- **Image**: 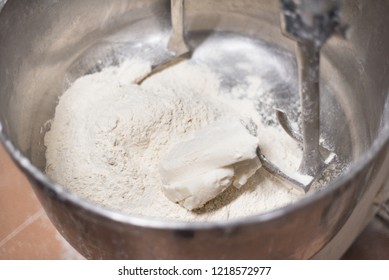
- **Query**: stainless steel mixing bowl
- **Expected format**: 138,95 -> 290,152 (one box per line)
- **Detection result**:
0,0 -> 388,259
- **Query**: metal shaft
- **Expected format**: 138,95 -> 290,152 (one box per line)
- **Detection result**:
167,0 -> 189,56
279,0 -> 341,177
136,0 -> 190,84
296,41 -> 324,176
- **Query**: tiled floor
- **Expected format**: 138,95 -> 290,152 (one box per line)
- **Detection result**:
0,143 -> 387,259
0,144 -> 82,259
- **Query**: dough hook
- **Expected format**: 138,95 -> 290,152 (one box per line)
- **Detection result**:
257,0 -> 343,192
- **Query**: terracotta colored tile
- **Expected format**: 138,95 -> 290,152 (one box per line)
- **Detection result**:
0,145 -> 41,240
0,144 -> 83,259
0,211 -> 63,260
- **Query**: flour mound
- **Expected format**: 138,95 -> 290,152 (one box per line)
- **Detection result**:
45,59 -> 304,222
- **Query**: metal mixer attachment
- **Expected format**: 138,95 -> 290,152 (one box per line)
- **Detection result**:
257,0 -> 342,192
139,0 -> 343,193
137,0 -> 190,84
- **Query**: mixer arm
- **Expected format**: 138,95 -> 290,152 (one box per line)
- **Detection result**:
279,0 -> 341,47
277,0 -> 343,178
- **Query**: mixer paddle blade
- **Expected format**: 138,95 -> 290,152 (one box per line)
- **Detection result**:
137,0 -> 190,84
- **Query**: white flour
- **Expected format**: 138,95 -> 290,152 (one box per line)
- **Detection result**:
45,59 -> 306,222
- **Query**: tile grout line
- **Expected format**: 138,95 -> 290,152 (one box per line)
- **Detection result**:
0,209 -> 44,248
